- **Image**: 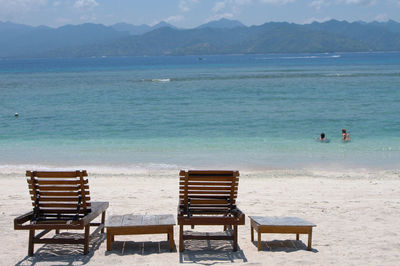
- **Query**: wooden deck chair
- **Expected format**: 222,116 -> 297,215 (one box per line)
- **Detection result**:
14,170 -> 109,256
177,170 -> 245,251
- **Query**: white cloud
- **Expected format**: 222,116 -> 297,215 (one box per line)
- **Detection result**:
73,0 -> 98,9
236,0 -> 253,4
207,0 -> 255,22
375,13 -> 389,21
208,0 -> 295,21
165,15 -> 185,23
213,1 -> 227,12
304,16 -> 332,24
336,0 -> 376,5
391,0 -> 400,7
79,13 -> 97,22
0,0 -> 48,12
0,0 -> 48,20
179,0 -> 199,12
311,0 -> 377,10
208,12 -> 235,21
309,0 -> 326,10
259,0 -> 295,4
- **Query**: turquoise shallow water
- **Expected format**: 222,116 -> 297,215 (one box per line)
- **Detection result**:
0,53 -> 399,170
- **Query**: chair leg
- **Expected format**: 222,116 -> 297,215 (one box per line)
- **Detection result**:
84,225 -> 90,254
28,229 -> 35,256
179,225 -> 184,252
233,225 -> 238,252
101,211 -> 106,234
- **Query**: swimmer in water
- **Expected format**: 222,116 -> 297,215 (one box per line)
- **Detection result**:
317,132 -> 330,142
342,129 -> 350,141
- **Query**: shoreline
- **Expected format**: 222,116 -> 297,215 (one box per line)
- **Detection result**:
1,164 -> 399,180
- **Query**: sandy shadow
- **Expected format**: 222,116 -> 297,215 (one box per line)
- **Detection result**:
105,240 -> 176,255
179,235 -> 247,264
252,239 -> 319,253
15,232 -> 105,266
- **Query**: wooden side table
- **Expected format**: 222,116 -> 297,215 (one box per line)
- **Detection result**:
105,214 -> 175,251
249,216 -> 316,251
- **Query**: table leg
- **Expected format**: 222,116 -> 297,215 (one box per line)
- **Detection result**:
296,234 -> 299,241
307,230 -> 312,251
101,211 -> 106,234
169,227 -> 174,251
251,226 -> 254,242
257,231 -> 261,251
107,231 -> 112,251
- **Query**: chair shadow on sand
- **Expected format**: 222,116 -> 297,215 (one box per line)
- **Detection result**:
15,232 -> 105,266
252,239 -> 319,253
179,236 -> 248,264
105,240 -> 176,256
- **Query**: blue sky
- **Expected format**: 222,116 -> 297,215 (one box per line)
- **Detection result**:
1,0 -> 400,28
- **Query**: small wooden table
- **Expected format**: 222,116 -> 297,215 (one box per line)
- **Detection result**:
249,216 -> 316,251
105,214 -> 175,251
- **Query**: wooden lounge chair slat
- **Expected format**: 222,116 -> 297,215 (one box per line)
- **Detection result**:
35,203 -> 82,208
182,191 -> 236,195
30,191 -> 89,196
179,181 -> 237,186
180,186 -> 235,191
38,209 -> 90,214
28,185 -> 88,191
32,196 -> 91,202
187,199 -> 228,205
181,202 -> 232,206
179,198 -> 235,203
180,170 -> 239,175
188,207 -> 230,211
28,180 -> 88,185
180,176 -> 239,182
26,171 -> 88,178
179,195 -> 234,199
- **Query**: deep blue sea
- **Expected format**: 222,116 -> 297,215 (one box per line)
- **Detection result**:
1,52 -> 399,171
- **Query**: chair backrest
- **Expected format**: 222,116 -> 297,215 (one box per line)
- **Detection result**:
26,170 -> 91,222
179,170 -> 239,215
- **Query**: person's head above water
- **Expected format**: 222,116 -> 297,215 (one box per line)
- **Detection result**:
342,129 -> 347,134
321,133 -> 325,139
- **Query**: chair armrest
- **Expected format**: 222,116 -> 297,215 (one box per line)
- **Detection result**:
81,201 -> 109,225
177,204 -> 185,216
14,211 -> 34,229
232,207 -> 245,224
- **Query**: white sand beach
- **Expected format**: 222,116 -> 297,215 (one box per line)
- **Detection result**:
3,169 -> 400,265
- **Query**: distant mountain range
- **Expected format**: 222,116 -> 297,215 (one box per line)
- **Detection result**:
1,18 -> 400,58
111,21 -> 177,35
